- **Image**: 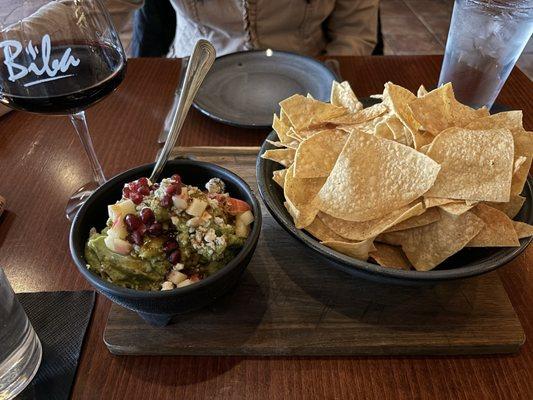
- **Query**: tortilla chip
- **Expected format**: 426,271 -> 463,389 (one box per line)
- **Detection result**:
261,148 -> 296,167
513,130 -> 533,156
369,243 -> 412,270
423,197 -> 457,208
511,157 -> 532,197
272,114 -> 292,143
417,85 -> 428,98
327,103 -> 388,125
284,165 -> 325,228
487,195 -> 526,219
266,139 -> 298,150
465,111 -> 523,132
272,169 -> 287,187
331,81 -> 363,113
318,202 -> 424,241
384,207 -> 441,232
386,115 -> 416,147
438,201 -> 475,216
409,83 -> 488,135
286,127 -> 303,142
425,127 -> 514,202
512,221 -> 533,239
321,238 -> 376,261
383,82 -> 430,149
293,129 -> 347,178
317,129 -> 440,222
466,113 -> 531,195
345,114 -> 391,136
374,120 -> 395,140
467,204 -> 519,247
304,216 -> 345,242
514,156 -> 528,174
378,210 -> 485,271
279,94 -> 346,130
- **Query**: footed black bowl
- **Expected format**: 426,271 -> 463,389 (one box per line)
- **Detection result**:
70,160 -> 262,326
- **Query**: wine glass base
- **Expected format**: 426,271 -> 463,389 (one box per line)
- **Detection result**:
65,181 -> 100,221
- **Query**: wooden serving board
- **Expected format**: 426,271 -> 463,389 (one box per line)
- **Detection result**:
104,147 -> 525,356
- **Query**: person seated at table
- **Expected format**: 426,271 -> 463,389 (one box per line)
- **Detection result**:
111,0 -> 380,58
0,0 -> 379,118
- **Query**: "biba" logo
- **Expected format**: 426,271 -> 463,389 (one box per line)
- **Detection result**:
0,34 -> 80,87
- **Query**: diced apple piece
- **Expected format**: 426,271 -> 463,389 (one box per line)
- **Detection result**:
108,199 -> 136,220
161,281 -> 174,291
168,270 -> 187,285
171,216 -> 180,227
235,220 -> 250,238
172,195 -> 187,210
104,235 -> 116,251
186,198 -> 208,217
108,216 -> 128,240
113,238 -> 132,255
177,279 -> 193,288
236,210 -> 254,226
104,236 -> 132,255
200,210 -> 212,221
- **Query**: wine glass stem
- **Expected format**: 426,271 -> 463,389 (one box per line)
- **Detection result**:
69,111 -> 106,186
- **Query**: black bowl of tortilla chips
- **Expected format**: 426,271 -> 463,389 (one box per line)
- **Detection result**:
256,83 -> 533,286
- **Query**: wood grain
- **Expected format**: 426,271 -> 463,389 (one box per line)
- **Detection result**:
0,57 -> 532,399
105,148 -> 524,357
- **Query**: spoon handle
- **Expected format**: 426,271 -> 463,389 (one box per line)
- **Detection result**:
150,40 -> 216,182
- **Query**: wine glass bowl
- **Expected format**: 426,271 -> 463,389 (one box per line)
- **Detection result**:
0,0 -> 127,219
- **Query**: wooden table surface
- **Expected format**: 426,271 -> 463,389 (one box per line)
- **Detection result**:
0,57 -> 532,400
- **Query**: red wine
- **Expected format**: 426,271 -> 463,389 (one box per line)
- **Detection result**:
0,44 -> 126,115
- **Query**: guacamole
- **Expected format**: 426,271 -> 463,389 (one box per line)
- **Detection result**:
85,175 -> 254,291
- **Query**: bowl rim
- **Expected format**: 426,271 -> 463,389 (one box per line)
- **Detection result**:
69,159 -> 262,298
256,129 -> 533,282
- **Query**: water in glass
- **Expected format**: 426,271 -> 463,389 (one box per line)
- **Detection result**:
439,0 -> 533,109
0,268 -> 42,400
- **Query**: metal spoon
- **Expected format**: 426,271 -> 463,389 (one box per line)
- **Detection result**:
150,40 -> 216,182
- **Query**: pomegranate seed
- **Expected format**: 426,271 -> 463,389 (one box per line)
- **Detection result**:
130,230 -> 143,245
137,224 -> 147,235
129,181 -> 141,191
160,195 -> 172,208
147,222 -> 163,236
163,240 -> 179,254
130,192 -> 143,205
122,186 -> 132,198
171,174 -> 182,186
137,186 -> 151,196
124,214 -> 141,231
168,249 -> 181,264
138,177 -> 149,186
140,208 -> 155,225
165,184 -> 179,195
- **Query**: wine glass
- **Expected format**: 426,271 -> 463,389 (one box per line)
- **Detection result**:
0,0 -> 127,220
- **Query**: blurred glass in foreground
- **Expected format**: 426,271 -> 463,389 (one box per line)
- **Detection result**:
439,0 -> 533,109
0,268 -> 41,400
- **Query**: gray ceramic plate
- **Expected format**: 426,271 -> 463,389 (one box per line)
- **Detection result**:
256,101 -> 533,285
193,50 -> 336,128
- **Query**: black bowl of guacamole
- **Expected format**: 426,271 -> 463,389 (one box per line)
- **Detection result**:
69,160 -> 262,326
